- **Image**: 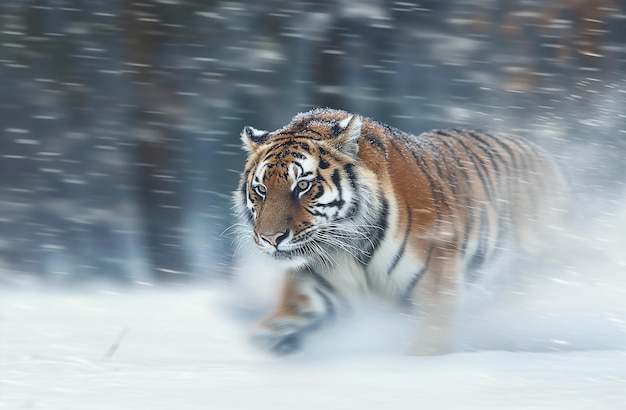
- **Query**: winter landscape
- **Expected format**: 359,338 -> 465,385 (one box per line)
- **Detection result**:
2,1 -> 626,409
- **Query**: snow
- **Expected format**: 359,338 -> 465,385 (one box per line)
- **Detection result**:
3,194 -> 626,410
4,269 -> 626,410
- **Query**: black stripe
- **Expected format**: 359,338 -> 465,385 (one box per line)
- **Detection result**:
466,207 -> 489,280
311,185 -> 325,200
359,196 -> 388,266
466,131 -> 517,210
291,161 -> 304,177
468,131 -> 518,183
431,139 -> 461,198
389,137 -> 449,220
316,169 -> 345,208
243,186 -> 256,225
342,163 -> 359,219
401,242 -> 435,304
451,137 -> 497,202
436,138 -> 475,256
408,136 -> 453,213
316,199 -> 345,208
343,163 -> 356,189
318,146 -> 330,156
304,208 -> 328,218
504,134 -> 541,160
297,128 -> 324,138
498,135 -> 541,220
387,203 -> 412,276
436,130 -> 495,199
465,131 -> 516,244
425,139 -> 453,199
365,134 -> 388,155
436,137 -> 473,198
466,131 -> 506,173
318,145 -> 349,165
307,268 -> 335,293
286,151 -> 307,160
241,170 -> 256,225
478,131 -> 520,171
264,138 -> 313,157
471,133 -> 518,250
276,129 -> 324,139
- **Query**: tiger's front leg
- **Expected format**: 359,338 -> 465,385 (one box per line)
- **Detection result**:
410,246 -> 462,356
251,268 -> 338,355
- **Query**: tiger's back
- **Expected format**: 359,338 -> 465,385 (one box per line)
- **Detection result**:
235,108 -> 566,355
359,123 -> 563,284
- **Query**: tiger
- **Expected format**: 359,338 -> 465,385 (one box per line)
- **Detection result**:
233,107 -> 566,356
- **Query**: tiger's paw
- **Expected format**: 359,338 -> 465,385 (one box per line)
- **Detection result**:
251,315 -> 310,355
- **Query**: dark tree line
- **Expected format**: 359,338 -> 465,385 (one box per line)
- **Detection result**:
0,0 -> 624,285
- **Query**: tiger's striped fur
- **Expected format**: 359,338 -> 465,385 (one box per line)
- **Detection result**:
234,108 -> 566,355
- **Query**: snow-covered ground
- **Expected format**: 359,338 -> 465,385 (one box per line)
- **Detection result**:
4,267 -> 626,410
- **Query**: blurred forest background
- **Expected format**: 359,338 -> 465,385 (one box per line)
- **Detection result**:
0,0 -> 624,286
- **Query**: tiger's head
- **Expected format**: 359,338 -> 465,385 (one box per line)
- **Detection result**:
234,109 -> 377,266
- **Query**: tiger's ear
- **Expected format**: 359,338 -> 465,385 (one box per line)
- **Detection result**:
334,115 -> 362,156
241,126 -> 270,153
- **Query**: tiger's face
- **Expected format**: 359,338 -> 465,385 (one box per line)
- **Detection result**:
236,113 -> 365,265
246,148 -> 343,261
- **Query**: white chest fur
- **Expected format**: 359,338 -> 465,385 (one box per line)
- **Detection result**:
313,228 -> 426,304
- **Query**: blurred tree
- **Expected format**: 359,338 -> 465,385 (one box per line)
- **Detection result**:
122,0 -> 190,282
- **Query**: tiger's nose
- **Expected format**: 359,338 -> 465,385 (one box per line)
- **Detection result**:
259,230 -> 290,247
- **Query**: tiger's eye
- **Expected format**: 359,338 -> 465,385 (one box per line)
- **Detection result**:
297,180 -> 311,191
255,185 -> 266,196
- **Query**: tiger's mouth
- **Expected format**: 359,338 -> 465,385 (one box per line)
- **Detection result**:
262,245 -> 313,269
271,249 -> 300,260
260,237 -> 315,262
263,241 -> 308,259
266,240 -> 339,267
